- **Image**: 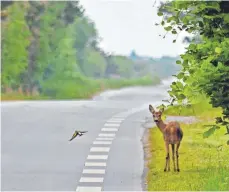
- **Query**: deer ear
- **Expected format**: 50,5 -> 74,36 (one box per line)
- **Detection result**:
159,108 -> 164,113
149,104 -> 155,114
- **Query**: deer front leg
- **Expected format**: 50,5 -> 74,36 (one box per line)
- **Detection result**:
164,142 -> 170,172
176,142 -> 180,172
171,144 -> 176,172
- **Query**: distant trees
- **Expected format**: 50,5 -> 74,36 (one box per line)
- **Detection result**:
1,1 -> 178,98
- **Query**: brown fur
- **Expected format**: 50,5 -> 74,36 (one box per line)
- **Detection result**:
149,104 -> 183,172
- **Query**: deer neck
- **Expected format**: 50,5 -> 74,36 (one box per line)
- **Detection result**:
155,120 -> 166,133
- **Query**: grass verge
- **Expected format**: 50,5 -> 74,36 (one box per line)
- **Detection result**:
146,102 -> 229,191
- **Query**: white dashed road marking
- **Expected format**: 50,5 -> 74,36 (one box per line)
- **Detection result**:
104,123 -> 120,127
76,105 -> 149,191
96,137 -> 113,141
106,120 -> 122,123
98,133 -> 115,137
79,177 -> 104,183
84,162 -> 107,167
93,141 -> 112,145
90,147 -> 110,152
76,186 -> 102,192
82,169 -> 106,174
87,155 -> 108,160
101,128 -> 118,132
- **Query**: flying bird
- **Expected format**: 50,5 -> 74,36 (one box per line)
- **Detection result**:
69,130 -> 88,141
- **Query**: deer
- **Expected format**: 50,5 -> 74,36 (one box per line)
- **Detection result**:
148,104 -> 183,172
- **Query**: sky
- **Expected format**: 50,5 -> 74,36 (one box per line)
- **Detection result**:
79,0 -> 188,58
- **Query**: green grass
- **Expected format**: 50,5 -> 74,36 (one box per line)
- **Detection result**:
0,94 -> 50,101
164,99 -> 222,121
1,76 -> 160,100
146,102 -> 229,191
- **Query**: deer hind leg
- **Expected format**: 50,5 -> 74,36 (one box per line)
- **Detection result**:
164,142 -> 170,172
176,142 -> 181,172
171,144 -> 176,172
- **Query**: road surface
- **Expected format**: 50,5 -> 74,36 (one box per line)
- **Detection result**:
1,78 -> 172,191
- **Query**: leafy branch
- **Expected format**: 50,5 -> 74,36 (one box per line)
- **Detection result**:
156,0 -> 229,144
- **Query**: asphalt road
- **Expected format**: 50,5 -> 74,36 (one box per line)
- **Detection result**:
1,78 -> 172,191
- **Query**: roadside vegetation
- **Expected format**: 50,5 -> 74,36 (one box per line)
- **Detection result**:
146,1 -> 229,191
1,1 -> 179,101
146,100 -> 229,191
1,76 -> 160,100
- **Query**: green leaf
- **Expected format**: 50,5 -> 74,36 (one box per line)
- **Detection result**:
165,26 -> 172,31
215,47 -> 222,54
172,30 -> 177,34
183,75 -> 188,81
177,72 -> 184,79
173,40 -> 176,43
157,12 -> 163,16
161,21 -> 165,26
167,16 -> 176,23
227,140 -> 229,145
168,90 -> 174,97
203,127 -> 216,138
178,94 -> 186,100
189,69 -> 195,74
176,60 -> 181,64
176,81 -> 183,89
189,44 -> 196,50
224,14 -> 229,24
183,60 -> 188,66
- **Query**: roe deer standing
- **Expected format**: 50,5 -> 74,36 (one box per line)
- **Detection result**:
149,104 -> 183,172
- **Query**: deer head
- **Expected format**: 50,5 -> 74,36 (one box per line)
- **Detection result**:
149,104 -> 164,123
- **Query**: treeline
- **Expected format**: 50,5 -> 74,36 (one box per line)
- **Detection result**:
1,1 -> 177,99
157,1 -> 229,143
129,50 -> 181,79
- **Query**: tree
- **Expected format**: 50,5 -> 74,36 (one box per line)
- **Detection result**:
1,2 -> 31,91
24,1 -> 46,93
36,1 -> 80,96
83,48 -> 107,78
157,1 -> 229,144
73,16 -> 98,74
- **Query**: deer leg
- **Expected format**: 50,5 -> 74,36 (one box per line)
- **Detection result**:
176,142 -> 180,172
168,153 -> 171,172
164,142 -> 170,172
171,144 -> 176,172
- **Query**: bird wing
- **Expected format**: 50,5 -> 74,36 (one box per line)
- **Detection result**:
80,131 -> 88,133
69,131 -> 78,141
